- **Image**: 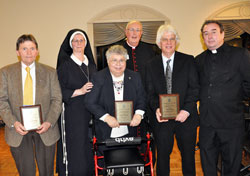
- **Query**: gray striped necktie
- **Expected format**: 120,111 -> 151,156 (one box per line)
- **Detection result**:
166,59 -> 172,94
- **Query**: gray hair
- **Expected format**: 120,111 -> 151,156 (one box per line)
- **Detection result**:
156,24 -> 180,48
106,45 -> 129,61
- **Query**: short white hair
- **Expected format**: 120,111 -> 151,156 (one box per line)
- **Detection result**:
106,45 -> 129,61
156,24 -> 180,48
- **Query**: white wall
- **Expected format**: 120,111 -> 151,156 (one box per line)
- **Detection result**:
0,0 -> 243,68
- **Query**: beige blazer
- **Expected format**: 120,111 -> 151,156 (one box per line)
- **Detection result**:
0,62 -> 62,147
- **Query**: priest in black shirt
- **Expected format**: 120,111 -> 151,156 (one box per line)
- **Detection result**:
196,20 -> 250,175
120,20 -> 156,168
121,20 -> 155,87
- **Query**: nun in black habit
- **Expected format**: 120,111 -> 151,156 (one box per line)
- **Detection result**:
56,29 -> 96,176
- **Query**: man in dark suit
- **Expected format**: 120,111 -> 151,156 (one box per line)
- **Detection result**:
146,24 -> 199,176
0,34 -> 62,176
196,20 -> 250,175
85,44 -> 146,141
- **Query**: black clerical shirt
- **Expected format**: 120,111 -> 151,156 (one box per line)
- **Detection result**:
196,43 -> 250,128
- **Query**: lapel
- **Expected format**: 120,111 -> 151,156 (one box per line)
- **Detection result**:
14,62 -> 23,106
35,62 -> 43,104
172,52 -> 183,91
105,68 -> 115,106
172,52 -> 183,78
154,55 -> 167,92
123,70 -> 132,101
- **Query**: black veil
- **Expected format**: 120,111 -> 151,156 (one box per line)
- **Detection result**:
56,29 -> 96,69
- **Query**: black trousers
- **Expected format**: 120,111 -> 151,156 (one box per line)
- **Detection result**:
10,131 -> 56,176
154,120 -> 197,176
199,126 -> 244,176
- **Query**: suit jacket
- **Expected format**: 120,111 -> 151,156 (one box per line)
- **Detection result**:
195,43 -> 250,128
0,62 -> 62,147
146,52 -> 199,128
85,68 -> 146,141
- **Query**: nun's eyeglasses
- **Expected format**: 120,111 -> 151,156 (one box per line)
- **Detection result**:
72,39 -> 85,44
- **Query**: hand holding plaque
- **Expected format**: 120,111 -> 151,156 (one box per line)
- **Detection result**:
159,94 -> 180,120
115,101 -> 133,125
20,104 -> 43,131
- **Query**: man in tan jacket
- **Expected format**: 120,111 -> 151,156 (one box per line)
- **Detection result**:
0,34 -> 62,176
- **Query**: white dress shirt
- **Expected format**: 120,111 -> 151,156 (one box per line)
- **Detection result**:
162,52 -> 175,75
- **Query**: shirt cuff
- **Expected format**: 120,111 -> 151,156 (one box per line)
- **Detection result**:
135,110 -> 145,119
100,113 -> 109,122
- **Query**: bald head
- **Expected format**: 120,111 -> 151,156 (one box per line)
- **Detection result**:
125,20 -> 143,47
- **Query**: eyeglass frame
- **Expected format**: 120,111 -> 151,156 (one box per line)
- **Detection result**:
72,39 -> 85,44
109,58 -> 127,65
127,28 -> 142,33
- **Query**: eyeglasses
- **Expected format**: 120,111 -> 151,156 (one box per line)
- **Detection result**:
72,39 -> 85,44
161,38 -> 176,43
110,59 -> 126,64
127,28 -> 142,33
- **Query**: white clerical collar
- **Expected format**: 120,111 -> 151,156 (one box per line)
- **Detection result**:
111,73 -> 124,81
211,49 -> 217,54
126,40 -> 137,49
71,54 -> 89,66
21,61 -> 35,69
